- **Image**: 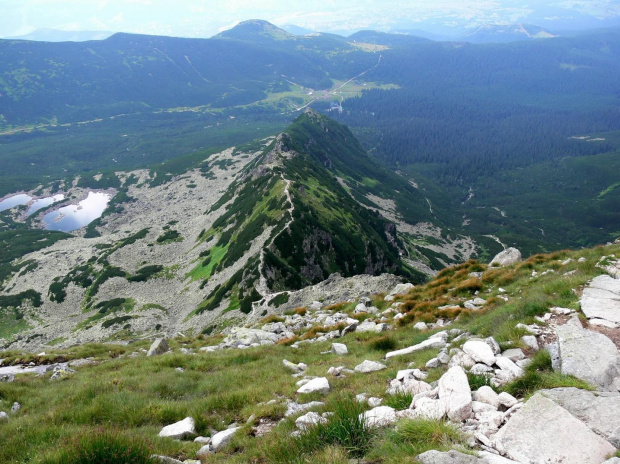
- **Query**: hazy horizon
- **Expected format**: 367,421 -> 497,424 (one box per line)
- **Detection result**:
2,0 -> 620,40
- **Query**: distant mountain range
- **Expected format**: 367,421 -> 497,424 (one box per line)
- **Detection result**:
4,29 -> 114,42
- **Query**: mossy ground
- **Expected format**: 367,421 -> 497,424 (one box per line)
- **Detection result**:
0,241 -> 617,463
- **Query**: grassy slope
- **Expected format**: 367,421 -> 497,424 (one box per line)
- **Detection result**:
1,240 -> 617,463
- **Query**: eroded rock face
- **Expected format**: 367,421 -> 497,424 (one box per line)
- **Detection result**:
494,393 -> 616,464
489,248 -> 522,267
555,316 -> 620,391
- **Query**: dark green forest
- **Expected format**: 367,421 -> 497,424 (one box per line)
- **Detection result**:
1,21 -> 619,255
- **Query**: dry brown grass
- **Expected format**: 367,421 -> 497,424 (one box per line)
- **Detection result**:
300,323 -> 347,340
325,302 -> 348,312
453,278 -> 483,295
260,314 -> 285,324
275,335 -> 299,346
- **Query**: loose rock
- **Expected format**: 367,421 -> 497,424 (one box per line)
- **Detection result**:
211,427 -> 241,452
297,377 -> 330,394
158,417 -> 196,440
354,360 -> 387,373
147,338 -> 169,357
331,343 -> 348,355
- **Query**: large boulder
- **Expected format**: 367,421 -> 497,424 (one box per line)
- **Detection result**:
462,340 -> 496,366
541,387 -> 620,447
389,283 -> 415,296
158,417 -> 196,440
489,248 -> 522,267
580,275 -> 620,327
494,393 -> 616,463
211,427 -> 241,452
359,406 -> 397,428
354,360 -> 387,373
437,366 -> 472,422
147,338 -> 169,357
297,377 -> 330,394
473,386 -> 500,409
555,316 -> 620,391
331,343 -> 348,355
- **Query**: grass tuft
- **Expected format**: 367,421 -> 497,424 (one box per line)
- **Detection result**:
299,395 -> 373,458
368,335 -> 397,351
367,418 -> 469,460
44,429 -> 155,464
503,350 -> 594,398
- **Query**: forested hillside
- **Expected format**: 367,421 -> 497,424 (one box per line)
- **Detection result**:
1,21 -> 619,256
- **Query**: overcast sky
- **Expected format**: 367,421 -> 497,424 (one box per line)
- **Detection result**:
1,0 -> 619,38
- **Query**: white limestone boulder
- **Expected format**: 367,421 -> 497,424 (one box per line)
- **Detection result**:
541,387 -> 620,447
211,427 -> 241,452
158,417 -> 196,440
490,247 -> 522,267
359,406 -> 397,428
354,360 -> 387,373
473,386 -> 500,409
437,366 -> 472,422
296,377 -> 330,394
555,316 -> 620,391
494,393 -> 616,463
580,275 -> 620,327
463,340 -> 496,366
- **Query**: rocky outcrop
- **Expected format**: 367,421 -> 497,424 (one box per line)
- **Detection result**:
540,387 -> 620,447
580,275 -> 620,328
489,248 -> 522,267
494,393 -> 616,463
555,316 -> 620,391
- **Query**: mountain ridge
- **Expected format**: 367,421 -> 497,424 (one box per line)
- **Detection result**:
0,112 -> 476,351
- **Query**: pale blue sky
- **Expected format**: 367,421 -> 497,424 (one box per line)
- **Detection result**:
1,0 -> 618,38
